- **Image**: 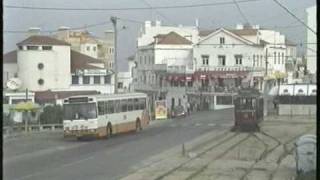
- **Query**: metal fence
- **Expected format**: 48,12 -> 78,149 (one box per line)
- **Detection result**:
3,124 -> 63,135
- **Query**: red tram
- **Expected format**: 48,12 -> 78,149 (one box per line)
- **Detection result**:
232,88 -> 264,131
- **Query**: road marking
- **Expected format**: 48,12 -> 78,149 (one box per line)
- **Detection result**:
208,123 -> 216,126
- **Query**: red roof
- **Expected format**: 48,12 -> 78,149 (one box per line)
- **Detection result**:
3,50 -> 17,63
35,90 -> 100,104
70,50 -> 104,73
152,32 -> 192,45
17,35 -> 70,46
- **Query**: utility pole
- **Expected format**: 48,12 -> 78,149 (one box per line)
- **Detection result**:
265,48 -> 268,76
111,16 -> 118,94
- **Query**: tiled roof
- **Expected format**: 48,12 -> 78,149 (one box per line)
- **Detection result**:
3,50 -> 17,63
199,29 -> 217,37
35,90 -> 100,104
70,50 -> 104,73
153,32 -> 192,45
260,40 -> 269,45
17,35 -> 70,46
227,29 -> 258,36
285,39 -> 296,46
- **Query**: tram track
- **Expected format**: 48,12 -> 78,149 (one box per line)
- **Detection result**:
154,131 -> 246,180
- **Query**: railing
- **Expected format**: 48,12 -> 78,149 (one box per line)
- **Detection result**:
3,124 -> 63,135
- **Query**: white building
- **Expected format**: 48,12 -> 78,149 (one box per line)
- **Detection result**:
306,5 -> 317,82
135,29 -> 194,114
3,35 -> 115,102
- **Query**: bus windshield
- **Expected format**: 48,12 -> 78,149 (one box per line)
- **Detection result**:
63,103 -> 97,120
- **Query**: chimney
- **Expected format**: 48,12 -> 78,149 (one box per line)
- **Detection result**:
104,30 -> 114,43
155,20 -> 161,27
195,18 -> 199,28
28,27 -> 41,36
57,26 -> 70,40
145,21 -> 152,28
236,24 -> 243,29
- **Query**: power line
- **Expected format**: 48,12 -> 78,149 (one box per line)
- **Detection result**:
232,0 -> 251,25
4,0 -> 261,11
272,0 -> 316,35
140,0 -> 176,25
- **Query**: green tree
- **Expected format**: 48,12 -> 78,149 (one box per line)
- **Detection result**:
39,105 -> 63,124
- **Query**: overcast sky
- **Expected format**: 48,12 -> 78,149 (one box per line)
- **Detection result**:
3,0 -> 316,71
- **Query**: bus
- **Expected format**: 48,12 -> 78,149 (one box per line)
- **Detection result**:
62,93 -> 150,139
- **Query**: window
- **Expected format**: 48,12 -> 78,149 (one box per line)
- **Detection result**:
216,96 -> 233,105
139,98 -> 146,110
260,57 -> 263,67
38,63 -> 44,70
87,46 -> 90,51
114,100 -> 120,113
106,101 -> 115,114
27,46 -> 39,50
140,56 -> 142,65
134,98 -> 140,110
282,52 -> 284,64
144,56 -> 147,64
257,55 -> 259,66
38,79 -> 44,85
278,52 -> 280,64
42,46 -> 52,50
104,75 -> 111,84
220,37 -> 225,45
118,82 -> 123,89
201,55 -> 209,65
120,99 -> 128,112
235,55 -> 242,65
19,46 -> 23,50
72,75 -> 79,84
128,99 -> 134,111
93,76 -> 101,84
187,81 -> 193,87
83,76 -> 90,84
274,52 -> 277,64
93,46 -> 96,51
98,101 -> 105,115
218,55 -> 226,66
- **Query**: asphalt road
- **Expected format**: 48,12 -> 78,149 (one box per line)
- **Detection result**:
3,108 -> 234,180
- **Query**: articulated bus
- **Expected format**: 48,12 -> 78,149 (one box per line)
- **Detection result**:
63,93 -> 150,139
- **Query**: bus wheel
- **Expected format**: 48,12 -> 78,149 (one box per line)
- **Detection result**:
107,124 -> 112,138
136,119 -> 142,132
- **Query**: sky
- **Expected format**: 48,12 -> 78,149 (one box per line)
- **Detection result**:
3,0 -> 316,71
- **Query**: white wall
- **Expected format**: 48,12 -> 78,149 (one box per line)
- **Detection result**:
80,43 -> 98,59
138,21 -> 199,46
306,5 -> 317,75
17,45 -> 71,91
3,63 -> 18,88
194,30 -> 264,69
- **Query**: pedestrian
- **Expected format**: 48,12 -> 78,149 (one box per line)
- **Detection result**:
186,102 -> 190,115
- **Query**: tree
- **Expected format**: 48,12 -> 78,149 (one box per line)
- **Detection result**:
39,105 -> 63,124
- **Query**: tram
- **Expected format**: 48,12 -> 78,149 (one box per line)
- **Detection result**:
232,88 -> 264,131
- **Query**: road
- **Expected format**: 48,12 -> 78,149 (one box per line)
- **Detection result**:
3,109 -> 234,180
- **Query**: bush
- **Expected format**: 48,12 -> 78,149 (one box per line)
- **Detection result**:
39,105 -> 63,124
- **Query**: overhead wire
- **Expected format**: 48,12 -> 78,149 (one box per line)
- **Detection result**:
232,0 -> 251,25
4,0 -> 262,11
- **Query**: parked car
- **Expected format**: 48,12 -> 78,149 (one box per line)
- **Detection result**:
171,105 -> 186,118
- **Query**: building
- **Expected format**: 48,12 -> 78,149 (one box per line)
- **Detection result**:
135,29 -> 194,115
55,27 -> 115,69
3,35 -> 115,103
306,5 -> 317,82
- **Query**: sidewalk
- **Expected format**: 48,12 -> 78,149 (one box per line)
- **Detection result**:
120,115 -> 316,180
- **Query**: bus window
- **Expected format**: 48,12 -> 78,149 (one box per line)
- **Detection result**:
106,100 -> 115,114
114,100 -> 120,113
98,101 -> 105,115
63,103 -> 97,120
139,98 -> 146,110
134,98 -> 140,110
121,99 -> 128,112
103,101 -> 108,114
128,99 -> 133,111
